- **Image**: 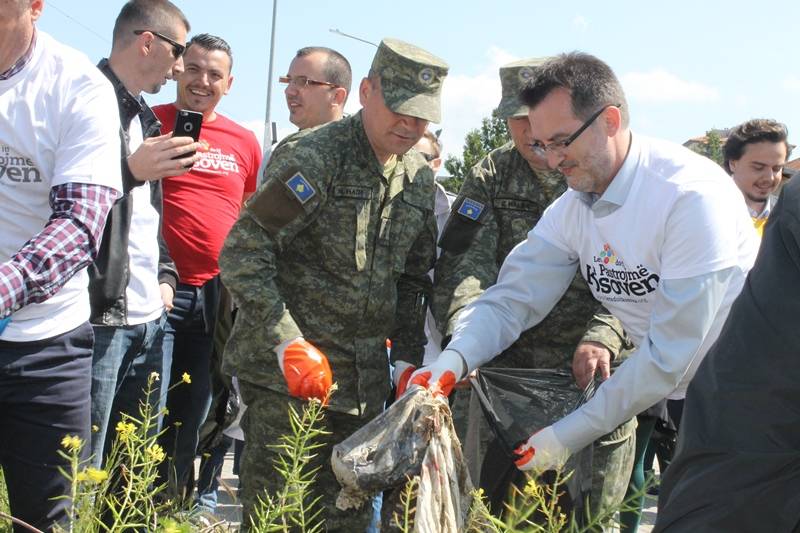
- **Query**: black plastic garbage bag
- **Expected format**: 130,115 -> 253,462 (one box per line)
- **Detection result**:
470,367 -> 595,517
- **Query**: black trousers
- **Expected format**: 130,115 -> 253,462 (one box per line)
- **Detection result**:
0,322 -> 93,532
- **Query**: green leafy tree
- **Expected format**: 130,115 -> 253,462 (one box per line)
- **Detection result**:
705,130 -> 724,166
687,129 -> 726,167
441,111 -> 510,193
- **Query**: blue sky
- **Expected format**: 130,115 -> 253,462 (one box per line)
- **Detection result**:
39,0 -> 800,164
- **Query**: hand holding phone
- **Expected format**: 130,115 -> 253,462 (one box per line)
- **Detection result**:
172,109 -> 203,159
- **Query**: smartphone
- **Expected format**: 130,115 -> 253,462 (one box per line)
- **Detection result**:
172,109 -> 203,160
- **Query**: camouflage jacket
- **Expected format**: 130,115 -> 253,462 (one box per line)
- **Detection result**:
434,141 -> 628,369
219,111 -> 437,417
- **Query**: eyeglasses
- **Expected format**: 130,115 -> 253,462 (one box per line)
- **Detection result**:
418,152 -> 438,162
530,104 -> 621,157
279,75 -> 338,89
134,30 -> 186,59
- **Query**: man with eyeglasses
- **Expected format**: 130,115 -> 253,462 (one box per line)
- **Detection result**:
150,33 -> 262,507
0,0 -> 122,529
219,38 -> 448,530
410,52 -> 758,476
89,0 -> 198,469
282,46 -> 351,131
429,57 -> 634,518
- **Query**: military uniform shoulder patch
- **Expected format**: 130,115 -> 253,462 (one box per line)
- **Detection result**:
285,172 -> 316,204
457,197 -> 485,221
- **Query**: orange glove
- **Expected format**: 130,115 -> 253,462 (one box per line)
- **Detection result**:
276,338 -> 333,403
393,361 -> 416,399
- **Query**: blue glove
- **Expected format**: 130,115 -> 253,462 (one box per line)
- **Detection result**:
0,316 -> 11,335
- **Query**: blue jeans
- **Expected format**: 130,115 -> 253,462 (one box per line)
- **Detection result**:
90,314 -> 167,467
195,435 -> 233,512
158,281 -> 216,500
0,322 -> 93,532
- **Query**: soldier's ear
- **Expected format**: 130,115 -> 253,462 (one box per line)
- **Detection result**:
359,77 -> 372,107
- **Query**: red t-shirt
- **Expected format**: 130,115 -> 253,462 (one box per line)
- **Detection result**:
153,104 -> 261,286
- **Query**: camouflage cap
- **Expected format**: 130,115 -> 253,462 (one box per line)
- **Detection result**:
370,38 -> 449,123
496,58 -> 547,120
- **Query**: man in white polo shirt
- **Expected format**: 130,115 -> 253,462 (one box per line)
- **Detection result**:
409,51 -> 758,475
0,0 -> 122,529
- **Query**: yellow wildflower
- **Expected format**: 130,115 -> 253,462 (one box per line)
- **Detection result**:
147,444 -> 166,463
61,435 -> 82,452
149,371 -> 160,383
91,424 -> 99,433
77,467 -> 109,484
181,372 -> 191,384
115,421 -> 136,438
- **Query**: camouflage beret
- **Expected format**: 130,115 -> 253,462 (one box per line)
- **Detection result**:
370,38 -> 449,123
496,58 -> 547,120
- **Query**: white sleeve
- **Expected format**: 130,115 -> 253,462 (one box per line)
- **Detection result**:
447,231 -> 579,371
54,75 -> 122,192
552,267 -> 737,452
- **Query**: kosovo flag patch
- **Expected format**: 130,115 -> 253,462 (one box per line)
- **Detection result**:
458,197 -> 485,221
285,172 -> 316,204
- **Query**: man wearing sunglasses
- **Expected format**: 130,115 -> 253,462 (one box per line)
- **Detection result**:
282,46 -> 351,131
411,52 -> 758,476
220,38 -> 448,530
89,0 -> 198,470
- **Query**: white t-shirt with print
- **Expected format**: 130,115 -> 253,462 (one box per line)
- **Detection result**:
0,31 -> 122,340
534,135 -> 757,394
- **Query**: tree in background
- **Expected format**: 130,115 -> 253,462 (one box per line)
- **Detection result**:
685,128 -> 726,167
441,111 -> 510,193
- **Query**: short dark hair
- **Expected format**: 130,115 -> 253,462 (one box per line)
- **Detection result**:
723,119 -> 790,174
296,46 -> 352,100
186,33 -> 234,72
520,51 -> 630,128
112,0 -> 189,49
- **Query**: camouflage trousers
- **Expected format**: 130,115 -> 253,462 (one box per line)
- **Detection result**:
452,387 -> 636,518
238,383 -> 373,532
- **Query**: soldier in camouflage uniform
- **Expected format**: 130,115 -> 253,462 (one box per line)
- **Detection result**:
218,38 -> 448,531
433,58 -> 636,518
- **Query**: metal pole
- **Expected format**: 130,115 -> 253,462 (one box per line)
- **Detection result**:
263,0 -> 278,149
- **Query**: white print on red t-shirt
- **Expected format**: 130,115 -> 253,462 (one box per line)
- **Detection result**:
193,145 -> 240,175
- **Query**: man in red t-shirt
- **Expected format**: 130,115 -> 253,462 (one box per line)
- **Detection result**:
151,33 -> 260,503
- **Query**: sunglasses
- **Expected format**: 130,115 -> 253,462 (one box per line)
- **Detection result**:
134,30 -> 186,59
279,75 -> 338,89
419,152 -> 438,162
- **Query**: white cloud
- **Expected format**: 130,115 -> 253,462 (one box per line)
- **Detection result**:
621,69 -> 718,103
438,46 -> 518,164
783,77 -> 800,91
572,15 -> 589,32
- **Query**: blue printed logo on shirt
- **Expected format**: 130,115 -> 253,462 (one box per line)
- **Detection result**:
286,173 -> 316,204
458,197 -> 484,221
